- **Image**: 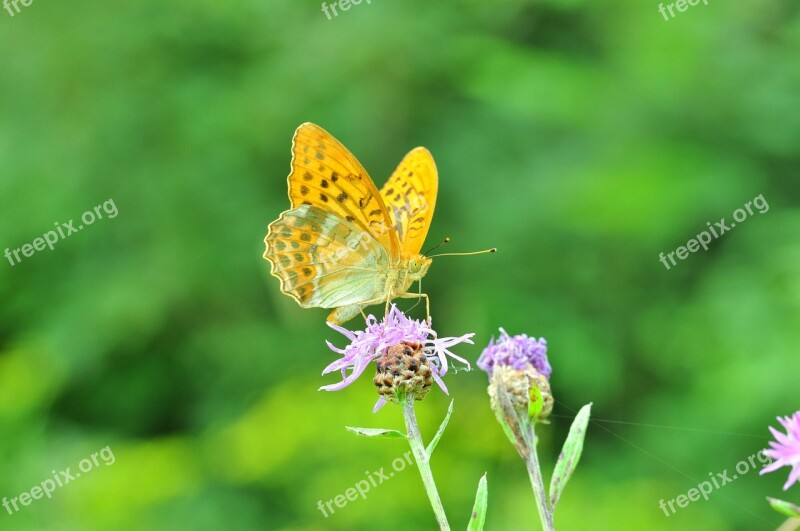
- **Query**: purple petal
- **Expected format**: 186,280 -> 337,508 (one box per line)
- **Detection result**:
327,320 -> 357,341
770,426 -> 792,446
761,460 -> 786,474
372,397 -> 388,413
784,465 -> 800,489
325,340 -> 347,355
318,380 -> 351,392
432,371 -> 449,394
318,304 -> 474,410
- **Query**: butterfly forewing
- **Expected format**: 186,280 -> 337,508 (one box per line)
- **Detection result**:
379,147 -> 438,258
264,205 -> 390,308
289,123 -> 400,259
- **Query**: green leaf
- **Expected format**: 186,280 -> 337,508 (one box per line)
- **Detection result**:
345,427 -> 407,439
491,373 -> 532,449
549,403 -> 592,510
425,400 -> 454,457
767,497 -> 800,518
528,383 -> 543,421
467,473 -> 488,531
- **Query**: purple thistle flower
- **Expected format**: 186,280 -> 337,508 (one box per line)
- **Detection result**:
761,411 -> 800,490
477,328 -> 551,379
321,305 -> 475,411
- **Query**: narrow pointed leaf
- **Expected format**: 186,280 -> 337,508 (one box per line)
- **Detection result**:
492,372 -> 533,449
426,400 -> 454,456
492,398 -> 521,448
549,403 -> 592,510
768,497 -> 800,518
345,426 -> 407,439
467,473 -> 488,531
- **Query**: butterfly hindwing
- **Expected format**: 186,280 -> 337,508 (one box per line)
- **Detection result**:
288,123 -> 400,259
264,205 -> 390,309
379,147 -> 438,258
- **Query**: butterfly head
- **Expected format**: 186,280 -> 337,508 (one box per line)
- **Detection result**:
407,254 -> 433,281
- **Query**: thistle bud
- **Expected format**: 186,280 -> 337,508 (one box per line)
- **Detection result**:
374,341 -> 433,403
479,329 -> 553,425
488,365 -> 553,423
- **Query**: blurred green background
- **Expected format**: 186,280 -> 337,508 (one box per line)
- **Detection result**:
1,0 -> 799,529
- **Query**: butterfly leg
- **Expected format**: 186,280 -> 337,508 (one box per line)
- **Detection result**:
395,292 -> 431,323
384,288 -> 399,318
405,280 -> 423,313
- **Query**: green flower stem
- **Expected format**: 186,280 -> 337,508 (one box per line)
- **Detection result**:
778,518 -> 800,531
402,396 -> 451,530
524,427 -> 555,531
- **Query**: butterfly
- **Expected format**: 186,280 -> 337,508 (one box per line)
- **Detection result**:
263,122 -> 446,325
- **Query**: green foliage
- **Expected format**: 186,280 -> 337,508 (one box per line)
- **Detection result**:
426,400 -> 454,457
467,473 -> 488,531
549,403 -> 591,511
767,497 -> 800,518
345,427 -> 407,440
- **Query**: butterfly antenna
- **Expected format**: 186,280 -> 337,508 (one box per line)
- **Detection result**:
429,248 -> 497,258
423,237 -> 451,256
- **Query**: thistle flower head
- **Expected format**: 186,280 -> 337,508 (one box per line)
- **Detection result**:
374,341 -> 433,403
760,411 -> 800,490
477,328 -> 551,379
321,305 -> 475,411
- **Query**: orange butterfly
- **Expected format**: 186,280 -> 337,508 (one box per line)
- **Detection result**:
263,123 -> 456,324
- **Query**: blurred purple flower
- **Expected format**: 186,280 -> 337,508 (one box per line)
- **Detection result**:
477,328 -> 551,379
761,411 -> 800,490
320,305 -> 474,411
